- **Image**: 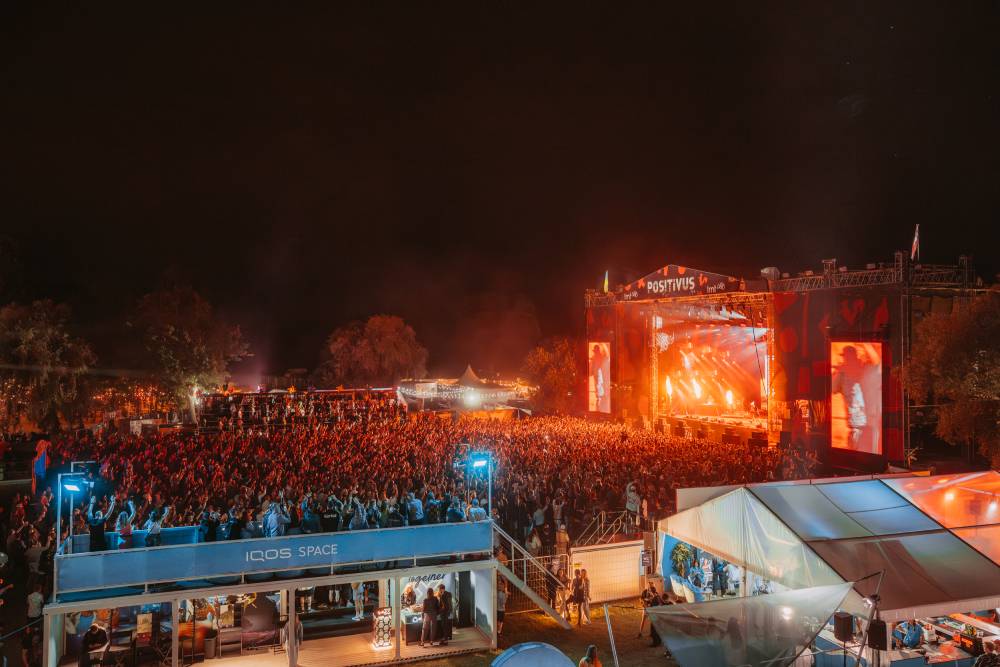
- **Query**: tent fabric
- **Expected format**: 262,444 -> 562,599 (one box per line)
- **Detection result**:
814,480 -> 910,514
750,485 -> 872,541
809,531 -> 1000,616
883,472 -> 1000,529
662,488 -> 843,591
648,582 -> 854,667
490,642 -> 574,667
952,525 -> 1000,565
661,473 -> 1000,622
845,505 -> 940,536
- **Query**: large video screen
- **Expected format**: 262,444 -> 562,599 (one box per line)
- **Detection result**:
657,323 -> 768,420
588,341 -> 611,413
830,342 -> 883,455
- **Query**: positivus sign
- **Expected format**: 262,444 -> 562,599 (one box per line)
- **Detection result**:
620,264 -> 741,301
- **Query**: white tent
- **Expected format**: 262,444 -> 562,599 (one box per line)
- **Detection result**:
659,472 -> 1000,622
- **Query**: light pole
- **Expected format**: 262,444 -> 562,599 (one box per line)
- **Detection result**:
470,452 -> 493,519
56,473 -> 85,554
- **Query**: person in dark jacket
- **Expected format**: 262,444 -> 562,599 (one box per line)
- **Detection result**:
420,588 -> 440,647
437,584 -> 453,644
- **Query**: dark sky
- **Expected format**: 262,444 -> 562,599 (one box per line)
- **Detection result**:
2,3 -> 998,380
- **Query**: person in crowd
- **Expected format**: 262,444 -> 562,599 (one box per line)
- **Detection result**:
26,583 -> 44,625
263,496 -> 291,537
198,506 -> 220,542
437,583 -> 453,645
114,499 -> 137,549
579,644 -> 602,667
407,492 -> 424,526
420,587 -> 439,647
143,505 -> 170,547
467,498 -> 487,522
86,495 -> 115,552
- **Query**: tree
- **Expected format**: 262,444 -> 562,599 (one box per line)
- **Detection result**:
904,292 -> 1000,465
130,286 -> 249,420
0,300 -> 96,431
522,337 -> 578,414
315,315 -> 428,388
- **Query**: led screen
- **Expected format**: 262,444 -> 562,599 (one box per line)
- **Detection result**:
830,342 -> 882,454
588,341 -> 611,413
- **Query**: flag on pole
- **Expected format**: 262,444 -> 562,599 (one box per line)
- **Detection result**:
911,224 -> 920,261
603,270 -> 609,293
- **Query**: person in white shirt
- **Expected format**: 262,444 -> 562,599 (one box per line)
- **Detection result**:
26,583 -> 44,621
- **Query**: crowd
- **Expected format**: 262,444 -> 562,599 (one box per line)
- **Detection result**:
4,413 -> 817,626
197,390 -> 404,431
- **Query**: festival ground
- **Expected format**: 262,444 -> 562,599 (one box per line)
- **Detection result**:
320,602 -> 669,667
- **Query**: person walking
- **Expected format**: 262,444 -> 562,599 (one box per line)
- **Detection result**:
570,570 -> 584,626
580,569 -> 592,625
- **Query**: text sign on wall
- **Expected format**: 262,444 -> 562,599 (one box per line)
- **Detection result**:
620,264 -> 741,301
57,521 -> 492,593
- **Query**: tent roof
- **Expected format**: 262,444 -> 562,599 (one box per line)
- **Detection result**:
660,472 -> 1000,621
458,364 -> 487,387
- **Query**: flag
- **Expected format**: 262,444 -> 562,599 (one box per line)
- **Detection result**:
32,439 -> 49,494
603,270 -> 609,293
911,224 -> 920,261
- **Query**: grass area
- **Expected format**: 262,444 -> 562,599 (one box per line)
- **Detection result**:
418,600 -> 674,666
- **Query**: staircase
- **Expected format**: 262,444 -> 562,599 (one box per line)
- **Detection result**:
492,524 -> 572,629
575,510 -> 633,547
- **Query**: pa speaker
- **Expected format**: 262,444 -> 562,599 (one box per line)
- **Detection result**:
833,612 -> 854,642
867,619 -> 888,651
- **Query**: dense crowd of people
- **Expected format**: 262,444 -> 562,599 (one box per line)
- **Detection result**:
3,408 -> 818,635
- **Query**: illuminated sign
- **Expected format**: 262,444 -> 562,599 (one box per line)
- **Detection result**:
621,264 -> 741,301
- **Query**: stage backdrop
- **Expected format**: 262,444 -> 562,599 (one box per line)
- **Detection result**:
771,288 -> 903,463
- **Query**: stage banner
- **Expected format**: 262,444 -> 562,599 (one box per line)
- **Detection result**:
621,264 -> 741,301
56,521 -> 492,593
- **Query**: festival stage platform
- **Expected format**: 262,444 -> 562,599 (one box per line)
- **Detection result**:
660,414 -> 769,447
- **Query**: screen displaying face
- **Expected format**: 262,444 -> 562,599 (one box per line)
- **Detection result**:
588,342 -> 611,413
830,342 -> 883,455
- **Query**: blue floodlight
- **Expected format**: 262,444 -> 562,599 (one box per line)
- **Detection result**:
472,459 -> 488,468
63,482 -> 82,493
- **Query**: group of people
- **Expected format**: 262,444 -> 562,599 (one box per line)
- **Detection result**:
40,415 -> 815,554
197,390 -> 404,432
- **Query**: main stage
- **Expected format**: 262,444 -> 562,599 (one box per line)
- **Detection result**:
585,253 -> 979,469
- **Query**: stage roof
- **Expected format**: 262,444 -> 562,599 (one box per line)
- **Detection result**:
659,472 -> 1000,621
620,263 -> 745,302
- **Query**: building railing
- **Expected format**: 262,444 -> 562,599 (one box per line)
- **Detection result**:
54,520 -> 493,600
492,524 -> 570,623
574,510 -> 638,547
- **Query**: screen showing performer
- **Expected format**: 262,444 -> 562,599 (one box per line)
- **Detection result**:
831,342 -> 883,455
588,342 -> 611,413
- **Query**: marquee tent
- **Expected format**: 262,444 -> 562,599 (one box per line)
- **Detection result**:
658,472 -> 1000,623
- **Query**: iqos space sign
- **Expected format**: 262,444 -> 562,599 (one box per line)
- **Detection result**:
245,543 -> 338,563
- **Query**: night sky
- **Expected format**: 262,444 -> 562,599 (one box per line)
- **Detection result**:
2,4 -> 998,380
